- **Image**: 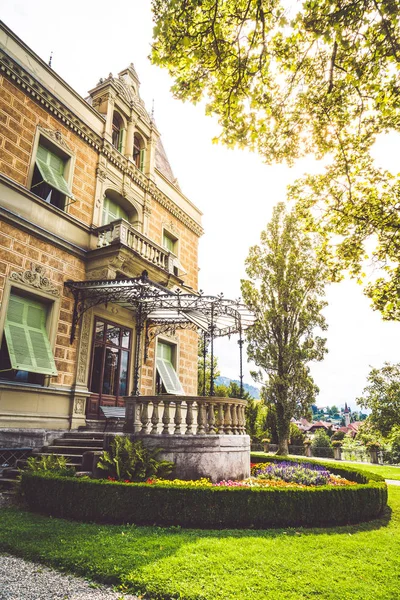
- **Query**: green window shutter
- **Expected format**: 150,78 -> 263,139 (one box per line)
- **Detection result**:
156,357 -> 184,395
4,295 -> 58,376
139,148 -> 145,172
118,129 -> 126,153
163,233 -> 175,253
102,196 -> 128,225
35,145 -> 74,199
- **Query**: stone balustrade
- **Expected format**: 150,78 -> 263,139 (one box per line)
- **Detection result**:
124,395 -> 247,436
96,219 -> 170,273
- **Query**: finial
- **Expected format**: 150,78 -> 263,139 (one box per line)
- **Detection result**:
48,51 -> 53,68
151,99 -> 155,121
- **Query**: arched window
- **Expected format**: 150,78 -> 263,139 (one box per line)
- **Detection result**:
133,133 -> 145,171
101,190 -> 139,227
112,112 -> 125,153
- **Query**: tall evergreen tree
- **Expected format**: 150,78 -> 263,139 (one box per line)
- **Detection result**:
241,203 -> 327,454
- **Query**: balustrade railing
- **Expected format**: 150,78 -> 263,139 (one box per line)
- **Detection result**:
124,396 -> 247,436
96,219 -> 170,273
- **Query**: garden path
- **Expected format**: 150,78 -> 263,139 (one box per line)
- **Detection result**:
0,555 -> 138,600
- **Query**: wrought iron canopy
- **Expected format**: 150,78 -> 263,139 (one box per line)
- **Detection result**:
65,270 -> 256,343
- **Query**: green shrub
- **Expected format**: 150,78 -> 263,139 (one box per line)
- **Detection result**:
311,430 -> 334,458
21,460 -> 387,529
25,454 -> 75,477
97,436 -> 174,482
331,430 -> 345,441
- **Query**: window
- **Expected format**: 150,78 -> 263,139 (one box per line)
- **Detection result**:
156,341 -> 184,395
163,231 -> 177,255
0,294 -> 58,384
163,230 -> 186,277
112,112 -> 125,152
30,143 -> 74,210
102,195 -> 129,225
89,318 -> 132,414
133,133 -> 145,171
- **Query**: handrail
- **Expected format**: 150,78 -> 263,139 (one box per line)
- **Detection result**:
124,395 -> 247,436
95,219 -> 170,272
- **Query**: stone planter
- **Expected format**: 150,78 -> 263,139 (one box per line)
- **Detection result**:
304,445 -> 312,458
333,446 -> 342,460
369,449 -> 379,464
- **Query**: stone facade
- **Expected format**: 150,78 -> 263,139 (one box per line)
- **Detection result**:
0,23 -> 203,442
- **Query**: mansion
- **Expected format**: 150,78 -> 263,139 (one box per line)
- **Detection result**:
0,22 -> 203,445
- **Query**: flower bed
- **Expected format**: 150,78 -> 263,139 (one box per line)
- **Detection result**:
144,461 -> 357,489
21,457 -> 387,529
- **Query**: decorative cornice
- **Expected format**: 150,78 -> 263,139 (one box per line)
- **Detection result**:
148,183 -> 204,237
0,50 -> 103,151
10,264 -> 60,296
0,49 -> 203,238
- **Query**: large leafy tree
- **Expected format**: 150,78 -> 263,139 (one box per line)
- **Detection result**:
241,203 -> 327,454
152,0 -> 400,316
357,362 -> 400,436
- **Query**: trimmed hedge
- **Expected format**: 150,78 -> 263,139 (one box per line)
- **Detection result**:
21,459 -> 387,529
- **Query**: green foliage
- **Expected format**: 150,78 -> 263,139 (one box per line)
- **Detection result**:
289,423 -> 305,447
25,454 -> 75,477
97,436 -> 174,482
241,203 -> 328,454
20,465 -> 387,529
197,337 -> 220,396
2,486 -> 400,600
311,430 -> 334,458
152,0 -> 400,316
387,426 -> 400,465
331,430 -> 345,442
357,362 -> 400,436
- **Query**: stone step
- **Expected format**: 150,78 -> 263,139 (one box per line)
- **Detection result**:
52,438 -> 104,447
63,431 -> 105,440
45,445 -> 103,455
0,477 -> 19,489
40,452 -> 84,464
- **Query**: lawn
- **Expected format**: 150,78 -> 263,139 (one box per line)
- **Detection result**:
1,486 -> 400,599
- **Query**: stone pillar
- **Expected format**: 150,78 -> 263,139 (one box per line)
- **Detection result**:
144,129 -> 159,180
104,93 -> 116,142
333,446 -> 342,460
125,116 -> 137,161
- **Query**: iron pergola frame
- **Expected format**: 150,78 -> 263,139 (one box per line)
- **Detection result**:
65,270 -> 256,397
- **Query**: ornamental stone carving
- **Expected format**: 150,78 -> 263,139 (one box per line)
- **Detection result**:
73,397 -> 85,415
10,265 -> 60,297
77,310 -> 91,385
37,126 -> 72,152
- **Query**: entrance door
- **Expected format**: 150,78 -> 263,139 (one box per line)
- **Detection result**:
87,317 -> 132,419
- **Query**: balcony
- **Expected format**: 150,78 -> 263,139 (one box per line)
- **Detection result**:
94,219 -> 180,278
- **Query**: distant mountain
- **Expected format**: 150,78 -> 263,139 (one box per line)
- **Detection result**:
215,376 -> 260,399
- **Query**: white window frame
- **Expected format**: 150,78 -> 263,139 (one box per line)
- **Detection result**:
155,337 -> 184,395
28,126 -> 76,212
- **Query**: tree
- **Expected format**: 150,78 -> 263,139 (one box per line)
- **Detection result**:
357,362 -> 400,436
241,203 -> 328,454
311,429 -> 334,458
152,1 -> 400,315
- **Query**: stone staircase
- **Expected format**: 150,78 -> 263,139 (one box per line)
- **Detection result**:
0,432 -> 105,488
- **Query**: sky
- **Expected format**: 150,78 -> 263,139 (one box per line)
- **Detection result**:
2,0 -> 400,409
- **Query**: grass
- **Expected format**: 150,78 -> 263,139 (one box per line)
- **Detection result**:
1,486 -> 400,599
